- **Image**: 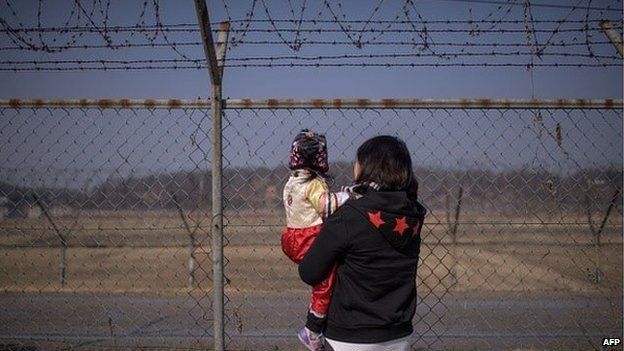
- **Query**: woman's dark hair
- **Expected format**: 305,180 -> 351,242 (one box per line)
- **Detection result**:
355,135 -> 419,200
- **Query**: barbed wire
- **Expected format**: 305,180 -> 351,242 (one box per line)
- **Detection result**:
0,0 -> 622,70
2,25 -> 619,35
0,21 -> 622,34
0,39 -> 617,50
1,62 -> 619,71
437,0 -> 621,12
3,51 -> 617,64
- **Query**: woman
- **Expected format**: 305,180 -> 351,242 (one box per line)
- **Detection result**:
299,135 -> 427,351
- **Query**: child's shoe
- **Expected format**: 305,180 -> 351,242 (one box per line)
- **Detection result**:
297,327 -> 325,351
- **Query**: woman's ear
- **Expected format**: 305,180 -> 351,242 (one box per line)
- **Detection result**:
353,160 -> 361,181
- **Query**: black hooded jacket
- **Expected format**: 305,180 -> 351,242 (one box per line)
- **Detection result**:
299,190 -> 427,343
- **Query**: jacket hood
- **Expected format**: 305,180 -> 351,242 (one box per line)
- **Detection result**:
347,191 -> 427,256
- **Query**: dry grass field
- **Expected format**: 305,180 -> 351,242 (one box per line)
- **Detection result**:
0,210 -> 621,295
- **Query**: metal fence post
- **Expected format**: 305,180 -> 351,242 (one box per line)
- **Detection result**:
447,186 -> 463,286
33,193 -> 68,287
600,19 -> 623,57
193,1 -> 229,349
173,195 -> 198,287
212,24 -> 229,350
211,90 -> 224,351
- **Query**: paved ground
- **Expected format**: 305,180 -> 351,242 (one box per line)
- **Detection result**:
0,291 -> 621,351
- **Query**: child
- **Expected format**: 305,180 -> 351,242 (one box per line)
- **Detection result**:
281,129 -> 350,351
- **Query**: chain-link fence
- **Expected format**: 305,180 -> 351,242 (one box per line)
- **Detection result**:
0,99 -> 622,350
221,102 -> 623,350
0,102 -> 216,350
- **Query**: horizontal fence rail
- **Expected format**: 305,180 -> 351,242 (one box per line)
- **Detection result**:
1,98 -> 622,109
0,99 -> 622,350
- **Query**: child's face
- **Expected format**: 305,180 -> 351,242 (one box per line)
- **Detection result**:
353,160 -> 361,181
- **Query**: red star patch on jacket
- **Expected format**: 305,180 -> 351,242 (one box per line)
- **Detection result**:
367,211 -> 385,229
393,216 -> 409,236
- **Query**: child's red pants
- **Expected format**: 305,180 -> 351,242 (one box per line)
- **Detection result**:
281,224 -> 336,316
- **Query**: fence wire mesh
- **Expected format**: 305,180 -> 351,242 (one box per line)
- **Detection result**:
221,106 -> 622,350
0,101 -> 622,351
0,105 -> 215,350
